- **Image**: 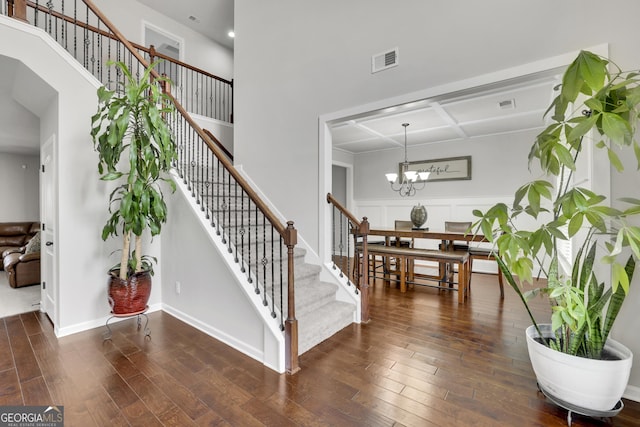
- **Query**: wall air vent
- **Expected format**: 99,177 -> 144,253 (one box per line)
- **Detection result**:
371,48 -> 399,74
498,99 -> 516,110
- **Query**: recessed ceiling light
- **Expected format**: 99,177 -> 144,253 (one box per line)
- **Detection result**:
228,30 -> 235,38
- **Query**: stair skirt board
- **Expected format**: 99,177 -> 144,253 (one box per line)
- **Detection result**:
173,170 -> 357,361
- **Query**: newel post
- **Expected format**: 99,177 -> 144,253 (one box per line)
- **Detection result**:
149,44 -> 157,65
284,221 -> 300,374
8,0 -> 28,22
359,217 -> 370,323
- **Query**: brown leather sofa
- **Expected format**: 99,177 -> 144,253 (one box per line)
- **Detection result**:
0,222 -> 41,288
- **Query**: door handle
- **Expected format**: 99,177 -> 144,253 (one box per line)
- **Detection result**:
45,241 -> 53,246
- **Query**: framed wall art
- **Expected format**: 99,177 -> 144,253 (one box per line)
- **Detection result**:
401,155 -> 471,182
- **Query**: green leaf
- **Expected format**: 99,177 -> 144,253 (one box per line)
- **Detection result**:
101,171 -> 123,181
607,147 -> 624,172
567,114 -> 598,143
601,112 -> 632,145
577,50 -> 608,93
568,213 -> 584,237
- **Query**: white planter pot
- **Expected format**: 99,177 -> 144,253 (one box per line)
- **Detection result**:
526,324 -> 633,412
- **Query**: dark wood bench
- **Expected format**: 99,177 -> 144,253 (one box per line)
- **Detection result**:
363,244 -> 470,304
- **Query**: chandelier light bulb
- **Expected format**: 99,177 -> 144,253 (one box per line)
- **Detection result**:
385,123 -> 428,197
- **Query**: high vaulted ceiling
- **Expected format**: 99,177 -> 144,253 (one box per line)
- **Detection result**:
136,0 -> 234,50
0,56 -> 51,155
330,73 -> 562,154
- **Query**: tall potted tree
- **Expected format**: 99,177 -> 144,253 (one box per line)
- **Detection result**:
474,51 -> 640,412
90,61 -> 177,315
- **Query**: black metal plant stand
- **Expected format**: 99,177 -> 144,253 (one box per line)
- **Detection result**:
103,306 -> 151,341
538,383 -> 623,426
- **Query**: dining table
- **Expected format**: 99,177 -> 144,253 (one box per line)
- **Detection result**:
364,226 -> 487,290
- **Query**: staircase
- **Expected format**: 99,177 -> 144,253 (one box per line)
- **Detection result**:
288,251 -> 355,354
187,178 -> 356,355
3,0 -> 357,369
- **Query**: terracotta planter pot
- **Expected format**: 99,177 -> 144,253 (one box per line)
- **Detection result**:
107,270 -> 152,315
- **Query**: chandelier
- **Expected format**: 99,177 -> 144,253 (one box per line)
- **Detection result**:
385,123 -> 430,197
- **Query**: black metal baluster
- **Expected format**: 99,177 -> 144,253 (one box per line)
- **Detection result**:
217,80 -> 222,121
233,174 -> 238,259
204,149 -> 211,221
261,214 -> 267,305
90,14 -> 95,75
46,0 -> 51,35
197,132 -> 202,201
347,219 -> 352,285
62,0 -> 67,51
195,133 -> 200,205
221,165 -> 228,244
106,29 -> 111,88
253,207 -> 259,292
338,212 -> 344,278
190,128 -> 195,193
226,168 -> 232,253
270,226 -> 275,318
239,189 -> 245,270
246,198 -> 252,282
215,157 -> 221,236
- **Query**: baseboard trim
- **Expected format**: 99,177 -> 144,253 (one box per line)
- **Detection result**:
55,303 -> 162,338
161,304 -> 282,373
624,384 -> 640,403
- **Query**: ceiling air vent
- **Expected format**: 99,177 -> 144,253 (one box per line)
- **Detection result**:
371,48 -> 399,74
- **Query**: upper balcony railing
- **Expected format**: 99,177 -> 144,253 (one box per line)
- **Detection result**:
4,0 -> 233,123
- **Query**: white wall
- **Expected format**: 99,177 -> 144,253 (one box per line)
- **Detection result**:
353,129 -> 540,201
93,0 -> 233,81
191,114 -> 234,157
0,153 -> 39,221
611,139 -> 640,396
161,185 -> 283,371
234,0 -> 640,394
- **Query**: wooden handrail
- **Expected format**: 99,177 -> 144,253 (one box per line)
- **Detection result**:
81,0 -> 288,238
26,1 -> 111,37
203,128 -> 233,161
326,193 -> 361,227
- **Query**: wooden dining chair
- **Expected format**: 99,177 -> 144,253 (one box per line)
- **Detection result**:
372,220 -> 415,286
438,221 -> 472,287
389,220 -> 416,283
442,221 -> 504,298
444,221 -> 472,251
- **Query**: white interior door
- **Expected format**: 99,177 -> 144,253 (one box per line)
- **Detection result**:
41,135 -> 57,326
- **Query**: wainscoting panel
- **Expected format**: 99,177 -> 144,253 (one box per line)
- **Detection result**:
355,196 -> 512,274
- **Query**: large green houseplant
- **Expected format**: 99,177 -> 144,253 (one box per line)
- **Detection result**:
473,51 -> 640,411
90,61 -> 177,314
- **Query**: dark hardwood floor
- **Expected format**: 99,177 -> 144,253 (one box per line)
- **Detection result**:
1,272 -> 639,426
